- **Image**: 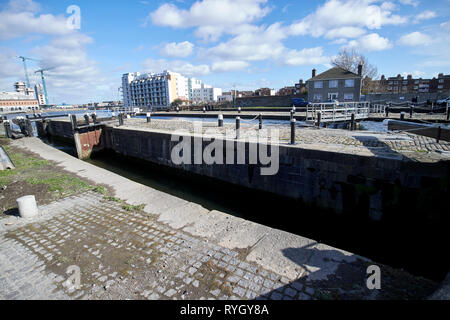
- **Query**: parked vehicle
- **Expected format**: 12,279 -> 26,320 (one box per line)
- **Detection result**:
437,96 -> 450,106
291,98 -> 310,107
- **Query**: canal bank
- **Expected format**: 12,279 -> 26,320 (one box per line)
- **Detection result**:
32,116 -> 450,282
3,137 -> 442,299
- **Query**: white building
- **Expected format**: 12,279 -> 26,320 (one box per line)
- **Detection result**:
122,71 -> 189,109
217,93 -> 234,102
192,84 -> 222,103
34,84 -> 46,106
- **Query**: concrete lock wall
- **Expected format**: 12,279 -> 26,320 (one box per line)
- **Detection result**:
235,95 -> 306,108
103,126 -> 449,222
365,92 -> 449,103
37,119 -> 449,222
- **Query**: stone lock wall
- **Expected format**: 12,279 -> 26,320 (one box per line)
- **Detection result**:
104,126 -> 449,222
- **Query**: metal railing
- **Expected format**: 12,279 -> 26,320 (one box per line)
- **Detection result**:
370,104 -> 386,114
306,102 -> 370,123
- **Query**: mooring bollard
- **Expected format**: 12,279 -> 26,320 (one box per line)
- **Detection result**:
218,114 -> 224,127
91,113 -> 98,124
290,118 -> 296,145
176,106 -> 179,113
146,113 -> 151,123
3,120 -> 11,138
70,114 -> 78,131
350,113 -> 355,131
400,112 -> 405,121
317,111 -> 322,128
118,113 -> 124,126
437,126 -> 441,143
203,107 -> 206,113
84,114 -> 90,125
258,114 -> 262,130
292,106 -> 296,115
26,119 -> 33,137
17,195 -> 39,218
238,107 -> 241,114
236,116 -> 241,139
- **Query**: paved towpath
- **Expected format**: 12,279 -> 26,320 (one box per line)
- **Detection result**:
0,138 -> 437,300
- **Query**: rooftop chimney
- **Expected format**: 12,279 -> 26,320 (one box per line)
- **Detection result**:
358,64 -> 362,77
312,69 -> 316,78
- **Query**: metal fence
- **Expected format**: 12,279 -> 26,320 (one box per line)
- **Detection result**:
306,102 -> 370,123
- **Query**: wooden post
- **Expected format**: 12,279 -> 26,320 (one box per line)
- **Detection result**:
3,121 -> 11,138
70,114 -> 78,131
350,113 -> 355,131
447,102 -> 449,121
290,119 -> 296,145
437,126 -> 441,143
236,116 -> 240,139
26,119 -> 33,137
290,110 -> 294,121
317,111 -> 322,128
258,114 -> 262,130
218,114 -> 224,127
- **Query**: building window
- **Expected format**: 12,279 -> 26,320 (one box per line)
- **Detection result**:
313,94 -> 322,102
314,81 -> 323,89
329,80 -> 338,88
344,93 -> 354,101
344,79 -> 354,87
328,93 -> 338,100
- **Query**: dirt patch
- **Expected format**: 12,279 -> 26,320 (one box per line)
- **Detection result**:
0,137 -> 111,219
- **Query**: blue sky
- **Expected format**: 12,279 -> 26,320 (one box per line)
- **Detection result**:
0,0 -> 449,104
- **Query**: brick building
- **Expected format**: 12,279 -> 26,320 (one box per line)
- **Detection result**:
370,73 -> 450,94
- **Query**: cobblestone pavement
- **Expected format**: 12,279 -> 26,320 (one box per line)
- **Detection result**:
120,119 -> 450,161
0,191 -> 436,300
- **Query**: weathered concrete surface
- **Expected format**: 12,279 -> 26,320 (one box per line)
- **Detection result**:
9,138 -> 358,281
2,137 -> 438,300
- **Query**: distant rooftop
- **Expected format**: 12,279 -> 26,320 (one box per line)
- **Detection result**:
308,67 -> 361,81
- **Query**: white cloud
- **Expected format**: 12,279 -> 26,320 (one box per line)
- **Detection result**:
148,0 -> 270,42
284,47 -> 330,66
142,58 -> 211,76
401,70 -> 425,78
414,10 -> 436,22
211,61 -> 249,72
288,0 -> 407,38
160,41 -> 194,58
324,27 -> 367,39
441,20 -> 450,30
398,31 -> 433,46
347,33 -> 393,52
0,0 -> 74,40
398,0 -> 419,7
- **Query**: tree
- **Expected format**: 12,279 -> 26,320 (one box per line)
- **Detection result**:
331,49 -> 378,94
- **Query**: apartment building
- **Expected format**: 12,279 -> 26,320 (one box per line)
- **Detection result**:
122,71 -> 222,108
306,66 -> 363,102
372,73 -> 450,94
0,82 -> 39,112
254,88 -> 275,96
192,84 -> 222,103
277,86 -> 296,96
